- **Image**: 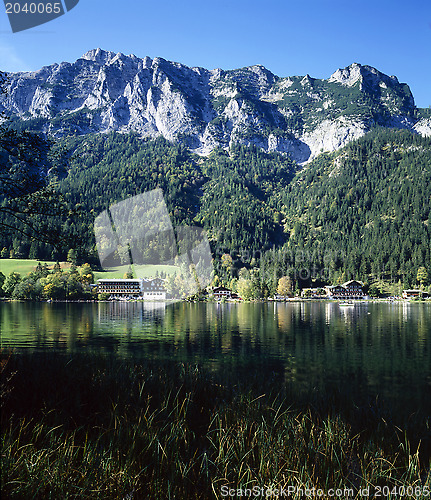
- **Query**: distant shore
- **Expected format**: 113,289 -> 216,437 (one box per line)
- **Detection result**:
1,296 -> 430,304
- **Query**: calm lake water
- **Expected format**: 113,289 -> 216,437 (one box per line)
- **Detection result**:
1,301 -> 430,415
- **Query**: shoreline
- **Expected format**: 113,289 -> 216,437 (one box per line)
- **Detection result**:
1,297 -> 431,304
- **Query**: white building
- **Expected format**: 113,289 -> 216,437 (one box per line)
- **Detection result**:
142,277 -> 168,300
97,277 -> 168,300
325,280 -> 366,299
97,279 -> 143,298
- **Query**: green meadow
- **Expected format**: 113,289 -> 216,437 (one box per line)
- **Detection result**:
0,259 -> 70,276
94,264 -> 179,280
0,259 -> 178,281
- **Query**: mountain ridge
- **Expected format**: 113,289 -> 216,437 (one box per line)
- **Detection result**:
2,48 -> 430,163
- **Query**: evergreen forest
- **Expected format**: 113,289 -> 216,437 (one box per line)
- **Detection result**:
1,124 -> 430,294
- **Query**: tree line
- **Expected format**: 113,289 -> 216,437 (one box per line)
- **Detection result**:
0,262 -> 95,300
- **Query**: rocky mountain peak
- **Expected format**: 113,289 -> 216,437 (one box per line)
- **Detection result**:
301,74 -> 313,86
80,48 -> 117,64
329,63 -> 403,91
328,63 -> 363,87
1,50 -> 428,164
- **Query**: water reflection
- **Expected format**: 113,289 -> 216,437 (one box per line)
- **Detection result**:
98,301 -> 166,323
1,301 -> 430,415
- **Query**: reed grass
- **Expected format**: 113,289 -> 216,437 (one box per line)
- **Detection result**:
1,351 -> 430,499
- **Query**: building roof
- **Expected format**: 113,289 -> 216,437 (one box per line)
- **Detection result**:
326,281 -> 364,290
213,286 -> 231,292
97,279 -> 142,283
343,280 -> 364,287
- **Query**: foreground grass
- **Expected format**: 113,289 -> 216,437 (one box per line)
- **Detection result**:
1,352 -> 430,499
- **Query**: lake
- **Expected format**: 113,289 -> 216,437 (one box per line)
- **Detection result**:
1,300 -> 430,416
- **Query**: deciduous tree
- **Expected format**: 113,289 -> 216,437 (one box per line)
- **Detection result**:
277,276 -> 292,297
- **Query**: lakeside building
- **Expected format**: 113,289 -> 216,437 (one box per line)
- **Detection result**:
325,280 -> 366,299
301,288 -> 327,298
212,286 -> 232,300
97,279 -> 143,298
402,289 -> 429,299
212,286 -> 241,300
142,278 -> 168,300
97,278 -> 167,300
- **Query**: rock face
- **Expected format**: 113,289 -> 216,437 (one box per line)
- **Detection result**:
413,117 -> 431,137
1,49 -> 427,163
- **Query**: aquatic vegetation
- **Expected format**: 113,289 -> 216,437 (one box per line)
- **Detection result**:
1,352 -> 430,499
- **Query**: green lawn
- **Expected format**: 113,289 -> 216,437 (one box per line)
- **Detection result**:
94,264 -> 179,280
0,259 -> 70,276
0,259 -> 178,281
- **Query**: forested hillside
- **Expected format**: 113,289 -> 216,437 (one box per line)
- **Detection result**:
1,127 -> 430,291
260,129 -> 431,288
62,135 -> 295,263
1,133 -> 295,266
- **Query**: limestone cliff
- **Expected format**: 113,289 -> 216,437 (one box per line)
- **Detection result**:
1,49 -> 426,163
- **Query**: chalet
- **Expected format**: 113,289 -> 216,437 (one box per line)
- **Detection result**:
142,277 -> 168,300
402,289 -> 429,299
212,286 -> 232,300
210,287 -> 242,300
325,280 -> 365,299
344,280 -> 365,296
325,284 -> 347,299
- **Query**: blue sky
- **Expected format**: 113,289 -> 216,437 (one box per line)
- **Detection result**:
0,0 -> 430,107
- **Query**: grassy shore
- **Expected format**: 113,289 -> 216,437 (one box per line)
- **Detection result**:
1,351 -> 430,499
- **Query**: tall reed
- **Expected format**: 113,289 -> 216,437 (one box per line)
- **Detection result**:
1,351 -> 430,499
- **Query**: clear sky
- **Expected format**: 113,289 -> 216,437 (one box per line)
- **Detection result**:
0,0 -> 430,107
